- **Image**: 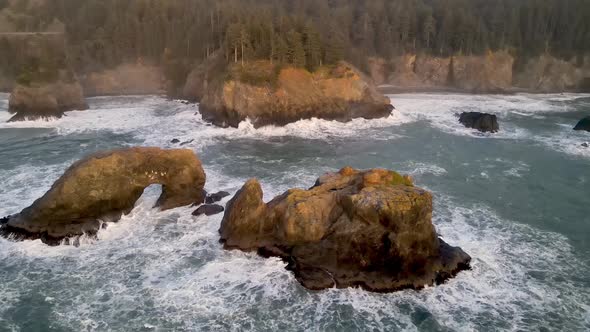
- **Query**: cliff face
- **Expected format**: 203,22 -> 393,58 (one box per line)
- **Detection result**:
378,51 -> 513,92
513,55 -> 590,92
452,51 -> 514,92
80,64 -> 166,96
199,61 -> 393,128
373,52 -> 589,93
384,54 -> 450,88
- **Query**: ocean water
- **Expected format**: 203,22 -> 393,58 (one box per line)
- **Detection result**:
0,92 -> 589,331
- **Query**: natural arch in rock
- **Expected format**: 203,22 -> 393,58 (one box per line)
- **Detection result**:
0,147 -> 206,245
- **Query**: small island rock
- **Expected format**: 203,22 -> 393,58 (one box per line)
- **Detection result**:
459,112 -> 499,133
219,167 -> 471,292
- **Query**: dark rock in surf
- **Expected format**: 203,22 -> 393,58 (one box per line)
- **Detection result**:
573,116 -> 590,132
458,112 -> 499,133
0,147 -> 206,245
582,142 -> 589,148
171,138 -> 180,144
192,204 -> 224,216
205,191 -> 231,204
180,139 -> 194,146
219,167 -> 471,292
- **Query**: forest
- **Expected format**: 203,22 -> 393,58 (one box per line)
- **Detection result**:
0,0 -> 589,74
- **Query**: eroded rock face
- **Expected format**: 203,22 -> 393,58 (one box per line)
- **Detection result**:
219,167 -> 471,292
514,55 -> 590,92
0,147 -> 206,245
199,61 -> 393,128
459,112 -> 499,133
452,51 -> 514,93
574,116 -> 590,132
8,78 -> 88,121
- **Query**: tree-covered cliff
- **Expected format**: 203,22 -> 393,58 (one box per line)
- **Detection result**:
1,0 -> 589,73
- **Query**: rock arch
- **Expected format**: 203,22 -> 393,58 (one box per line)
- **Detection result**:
0,147 -> 206,245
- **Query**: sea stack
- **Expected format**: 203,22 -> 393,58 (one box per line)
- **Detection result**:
195,61 -> 394,128
219,167 -> 471,292
0,147 -> 206,245
8,73 -> 88,121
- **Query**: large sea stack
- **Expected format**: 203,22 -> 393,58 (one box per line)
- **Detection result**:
0,147 -> 206,245
196,61 -> 394,128
219,167 -> 471,292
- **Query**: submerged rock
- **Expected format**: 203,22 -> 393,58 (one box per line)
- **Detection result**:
205,191 -> 231,204
0,147 -> 206,245
459,112 -> 499,133
574,116 -> 590,132
170,138 -> 180,144
220,167 -> 471,292
582,142 -> 589,148
192,204 -> 224,216
198,61 -> 393,128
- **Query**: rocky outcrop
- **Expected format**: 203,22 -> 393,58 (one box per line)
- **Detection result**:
80,63 -> 166,96
8,71 -> 88,121
574,116 -> 590,132
0,147 -> 206,245
192,204 -> 224,216
459,112 -> 500,133
199,61 -> 394,128
220,167 -> 471,292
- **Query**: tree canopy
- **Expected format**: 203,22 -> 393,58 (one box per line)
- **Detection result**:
0,0 -> 588,72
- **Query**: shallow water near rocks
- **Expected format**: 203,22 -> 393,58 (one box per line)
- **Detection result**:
0,93 -> 589,331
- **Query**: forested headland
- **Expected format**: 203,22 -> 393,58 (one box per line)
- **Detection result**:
1,0 -> 589,92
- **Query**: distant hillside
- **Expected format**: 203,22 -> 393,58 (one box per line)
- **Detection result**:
0,0 -> 589,93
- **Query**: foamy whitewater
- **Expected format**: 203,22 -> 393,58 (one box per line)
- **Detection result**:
0,93 -> 589,331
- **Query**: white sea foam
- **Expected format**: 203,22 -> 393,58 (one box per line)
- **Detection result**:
402,162 -> 448,177
1,93 -> 589,330
1,165 -> 588,331
0,96 -> 407,152
391,93 -> 590,159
